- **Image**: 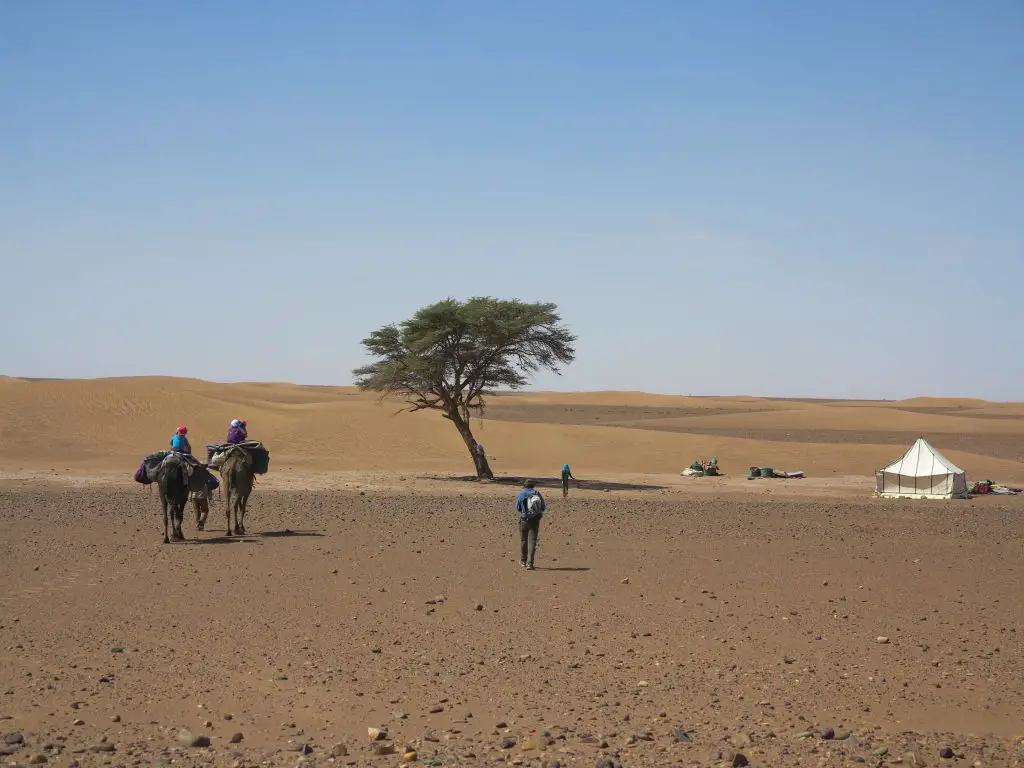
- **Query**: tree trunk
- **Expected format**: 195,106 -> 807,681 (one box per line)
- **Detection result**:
449,409 -> 494,480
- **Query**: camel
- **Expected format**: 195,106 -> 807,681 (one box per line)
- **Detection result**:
156,454 -> 190,544
220,448 -> 254,536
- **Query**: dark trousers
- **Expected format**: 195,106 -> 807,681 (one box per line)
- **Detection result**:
519,518 -> 541,566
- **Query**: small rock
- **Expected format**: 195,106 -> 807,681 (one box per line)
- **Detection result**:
330,743 -> 348,757
939,747 -> 954,760
474,604 -> 484,611
110,647 -> 124,653
72,720 -> 84,727
176,729 -> 210,748
111,715 -> 121,723
27,754 -> 48,764
674,728 -> 692,743
429,706 -> 444,714
300,743 -> 313,755
223,713 -> 233,721
521,739 -> 539,751
596,760 -> 616,768
230,733 -> 244,744
4,732 -> 24,745
820,728 -> 835,740
495,721 -> 508,729
91,743 -> 116,753
404,750 -> 418,761
620,578 -> 630,584
730,733 -> 752,749
372,743 -> 395,756
637,680 -> 649,688
732,754 -> 750,768
904,751 -> 927,768
501,737 -> 518,750
203,720 -> 212,728
367,727 -> 387,741
876,636 -> 891,644
873,747 -> 890,756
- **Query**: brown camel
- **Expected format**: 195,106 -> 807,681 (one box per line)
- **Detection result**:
220,448 -> 254,536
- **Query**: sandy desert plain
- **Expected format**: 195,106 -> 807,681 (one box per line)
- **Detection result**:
0,375 -> 1022,768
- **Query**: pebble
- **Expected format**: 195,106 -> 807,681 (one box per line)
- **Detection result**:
429,706 -> 444,714
230,733 -> 244,744
474,603 -> 484,611
820,728 -> 835,740
876,636 -> 891,644
404,751 -> 418,762
176,729 -> 211,748
330,743 -> 348,757
27,754 -> 47,764
372,743 -> 395,756
939,747 -> 954,759
72,720 -> 84,727
501,737 -> 518,750
521,738 -> 539,751
4,732 -> 24,745
367,727 -> 387,741
732,754 -> 750,768
873,747 -> 889,756
730,733 -> 752,749
111,715 -> 121,723
674,728 -> 692,743
223,713 -> 233,721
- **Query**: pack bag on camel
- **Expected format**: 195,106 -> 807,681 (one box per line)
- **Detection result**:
206,440 -> 270,474
134,451 -> 219,492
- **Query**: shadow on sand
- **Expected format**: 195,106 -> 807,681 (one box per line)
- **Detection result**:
431,475 -> 666,493
184,529 -> 324,544
534,566 -> 590,572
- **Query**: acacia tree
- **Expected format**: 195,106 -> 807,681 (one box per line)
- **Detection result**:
353,297 -> 576,479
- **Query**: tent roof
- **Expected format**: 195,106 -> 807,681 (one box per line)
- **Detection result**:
879,438 -> 963,477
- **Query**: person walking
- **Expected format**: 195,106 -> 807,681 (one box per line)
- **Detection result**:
561,463 -> 576,498
515,480 -> 546,570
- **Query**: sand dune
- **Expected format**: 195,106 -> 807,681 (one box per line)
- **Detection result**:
1,376 -> 1021,483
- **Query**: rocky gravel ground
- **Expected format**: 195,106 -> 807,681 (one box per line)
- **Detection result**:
1,485 -> 1022,767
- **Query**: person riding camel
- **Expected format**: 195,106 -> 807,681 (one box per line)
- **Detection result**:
226,419 -> 248,445
170,425 -> 192,455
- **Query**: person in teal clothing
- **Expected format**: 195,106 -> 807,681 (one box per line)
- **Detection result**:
170,425 -> 192,455
561,463 -> 576,498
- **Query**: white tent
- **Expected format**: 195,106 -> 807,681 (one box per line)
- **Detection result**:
875,438 -> 969,499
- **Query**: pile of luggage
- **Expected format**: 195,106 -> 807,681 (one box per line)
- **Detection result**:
133,450 -> 220,493
206,441 -> 271,474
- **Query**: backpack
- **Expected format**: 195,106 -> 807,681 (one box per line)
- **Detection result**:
525,492 -> 546,521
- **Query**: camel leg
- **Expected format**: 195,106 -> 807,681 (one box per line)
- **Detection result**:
177,502 -> 186,540
237,493 -> 249,535
224,485 -> 233,536
161,495 -> 170,544
233,494 -> 244,536
171,502 -> 185,541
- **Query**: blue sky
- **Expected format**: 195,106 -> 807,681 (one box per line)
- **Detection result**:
2,1 -> 1021,399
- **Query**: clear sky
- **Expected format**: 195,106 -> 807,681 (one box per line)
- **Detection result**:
2,1 -> 1022,400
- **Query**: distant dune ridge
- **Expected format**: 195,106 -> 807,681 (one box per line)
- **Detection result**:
0,376 -> 1021,482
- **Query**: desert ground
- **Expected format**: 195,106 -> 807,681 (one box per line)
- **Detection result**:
1,376 -> 1023,768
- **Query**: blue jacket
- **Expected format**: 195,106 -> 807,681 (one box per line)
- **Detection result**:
171,434 -> 191,454
516,488 -> 545,523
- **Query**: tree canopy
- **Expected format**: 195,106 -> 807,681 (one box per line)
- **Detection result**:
353,297 -> 576,478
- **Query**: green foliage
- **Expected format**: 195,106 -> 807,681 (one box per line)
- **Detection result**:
353,297 -> 576,424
